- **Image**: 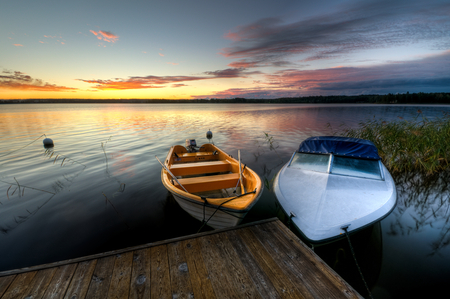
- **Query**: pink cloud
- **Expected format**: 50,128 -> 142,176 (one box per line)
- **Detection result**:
13,44 -> 23,47
90,30 -> 119,43
228,60 -> 260,68
224,30 -> 242,42
159,53 -> 164,57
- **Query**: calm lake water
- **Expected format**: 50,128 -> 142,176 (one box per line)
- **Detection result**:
1,103 -> 449,298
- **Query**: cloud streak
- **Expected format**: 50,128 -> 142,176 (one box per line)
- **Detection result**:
196,51 -> 450,98
0,70 -> 77,92
221,0 -> 450,67
79,68 -> 261,90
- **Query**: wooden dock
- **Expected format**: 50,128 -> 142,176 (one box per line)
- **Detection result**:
0,218 -> 362,298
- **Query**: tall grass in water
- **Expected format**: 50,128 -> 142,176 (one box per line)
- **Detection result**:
338,111 -> 450,174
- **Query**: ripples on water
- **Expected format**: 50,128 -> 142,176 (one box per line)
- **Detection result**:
1,103 -> 450,298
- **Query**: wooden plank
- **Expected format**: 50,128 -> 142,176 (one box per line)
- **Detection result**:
85,256 -> 115,299
0,218 -> 279,278
207,233 -> 261,298
167,241 -> 194,299
198,234 -> 241,298
250,223 -> 340,298
226,230 -> 281,298
175,173 -> 239,193
182,238 -> 216,299
170,161 -> 231,176
0,219 -> 361,299
1,271 -> 37,299
271,221 -> 363,298
22,268 -> 57,299
107,252 -> 133,299
0,276 -> 15,297
252,222 -> 362,299
42,264 -> 77,299
64,260 -> 98,299
129,248 -> 151,299
236,227 -> 306,299
150,245 -> 171,299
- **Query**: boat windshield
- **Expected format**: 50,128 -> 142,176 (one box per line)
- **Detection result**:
289,153 -> 382,179
331,156 -> 381,179
289,153 -> 330,173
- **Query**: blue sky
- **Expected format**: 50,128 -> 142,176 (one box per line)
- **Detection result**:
1,0 -> 449,99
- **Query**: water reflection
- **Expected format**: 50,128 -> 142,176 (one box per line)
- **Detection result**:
389,170 -> 450,256
277,204 -> 383,298
1,104 -> 450,297
252,132 -> 286,189
0,144 -> 85,234
315,223 -> 383,298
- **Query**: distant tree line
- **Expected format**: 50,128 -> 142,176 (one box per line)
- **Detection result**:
1,92 -> 450,104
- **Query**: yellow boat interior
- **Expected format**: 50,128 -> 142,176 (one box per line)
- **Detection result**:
162,143 -> 261,211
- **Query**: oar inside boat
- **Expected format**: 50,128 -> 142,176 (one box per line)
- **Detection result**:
155,155 -> 188,193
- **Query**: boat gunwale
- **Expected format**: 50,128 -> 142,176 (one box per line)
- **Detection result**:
166,179 -> 262,213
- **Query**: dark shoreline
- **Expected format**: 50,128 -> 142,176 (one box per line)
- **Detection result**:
1,92 -> 450,104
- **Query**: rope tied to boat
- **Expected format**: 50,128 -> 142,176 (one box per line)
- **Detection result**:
200,196 -> 209,226
197,189 -> 257,233
341,226 -> 374,299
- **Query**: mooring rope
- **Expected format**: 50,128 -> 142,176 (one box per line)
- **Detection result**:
342,227 -> 374,299
197,189 -> 257,233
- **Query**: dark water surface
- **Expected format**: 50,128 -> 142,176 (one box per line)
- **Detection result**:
1,103 -> 449,298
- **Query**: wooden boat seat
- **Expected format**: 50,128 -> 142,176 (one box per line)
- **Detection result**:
179,152 -> 213,157
176,151 -> 216,162
174,173 -> 240,193
170,161 -> 231,176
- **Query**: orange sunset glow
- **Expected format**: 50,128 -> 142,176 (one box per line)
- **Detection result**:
1,0 -> 449,100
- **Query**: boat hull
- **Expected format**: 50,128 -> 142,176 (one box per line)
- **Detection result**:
171,193 -> 249,229
274,162 -> 397,244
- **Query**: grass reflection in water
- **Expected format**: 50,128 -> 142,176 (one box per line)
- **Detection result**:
333,110 -> 450,256
390,170 -> 450,256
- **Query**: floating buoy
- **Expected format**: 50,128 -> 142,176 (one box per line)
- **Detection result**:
206,130 -> 213,140
43,138 -> 54,147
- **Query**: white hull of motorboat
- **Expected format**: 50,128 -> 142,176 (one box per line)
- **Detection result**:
274,162 -> 397,244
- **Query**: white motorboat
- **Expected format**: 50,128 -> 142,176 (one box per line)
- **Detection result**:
273,136 -> 397,244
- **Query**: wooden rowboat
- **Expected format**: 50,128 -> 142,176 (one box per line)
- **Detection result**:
160,142 -> 263,229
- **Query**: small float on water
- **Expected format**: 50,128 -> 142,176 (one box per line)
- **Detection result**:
158,135 -> 263,229
273,136 -> 397,244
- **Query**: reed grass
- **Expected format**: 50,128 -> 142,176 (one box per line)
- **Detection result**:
337,111 -> 450,174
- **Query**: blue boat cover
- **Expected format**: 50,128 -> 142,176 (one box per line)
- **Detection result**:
298,136 -> 381,160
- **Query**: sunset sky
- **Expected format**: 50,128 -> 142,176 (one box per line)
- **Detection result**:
1,0 -> 449,100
